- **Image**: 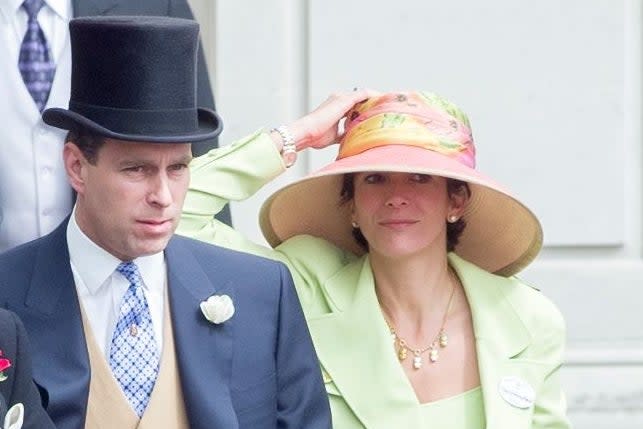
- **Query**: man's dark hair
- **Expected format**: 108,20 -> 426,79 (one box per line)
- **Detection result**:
65,128 -> 105,165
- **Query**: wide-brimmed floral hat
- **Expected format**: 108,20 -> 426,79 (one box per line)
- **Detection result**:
259,92 -> 542,276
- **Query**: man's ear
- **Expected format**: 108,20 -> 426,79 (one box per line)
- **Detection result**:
63,143 -> 87,195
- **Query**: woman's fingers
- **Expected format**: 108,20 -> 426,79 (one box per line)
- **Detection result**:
289,89 -> 378,150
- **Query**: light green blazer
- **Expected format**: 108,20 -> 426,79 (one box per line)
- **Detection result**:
178,131 -> 570,429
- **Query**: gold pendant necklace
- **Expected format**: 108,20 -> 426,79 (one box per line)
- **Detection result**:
383,274 -> 456,370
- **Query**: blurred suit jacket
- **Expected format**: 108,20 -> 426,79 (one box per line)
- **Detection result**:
0,309 -> 55,429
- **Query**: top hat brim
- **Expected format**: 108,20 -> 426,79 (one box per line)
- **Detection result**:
42,107 -> 222,143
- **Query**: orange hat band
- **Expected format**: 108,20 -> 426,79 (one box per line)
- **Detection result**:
338,93 -> 476,168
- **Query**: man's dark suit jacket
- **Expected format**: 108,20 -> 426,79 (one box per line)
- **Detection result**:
72,0 -> 232,225
0,309 -> 55,429
0,221 -> 331,429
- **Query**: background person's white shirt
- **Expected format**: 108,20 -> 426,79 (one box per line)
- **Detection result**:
67,209 -> 165,358
0,0 -> 73,253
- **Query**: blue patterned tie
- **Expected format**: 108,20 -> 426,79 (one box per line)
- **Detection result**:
109,262 -> 160,417
18,0 -> 55,112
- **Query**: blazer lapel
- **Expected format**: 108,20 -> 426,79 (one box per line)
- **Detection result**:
73,0 -> 121,16
450,254 -> 539,428
165,237 -> 237,429
309,252 -> 544,428
307,257 -> 422,428
22,220 -> 89,429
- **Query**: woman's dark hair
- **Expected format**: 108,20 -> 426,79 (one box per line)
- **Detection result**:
339,173 -> 470,252
65,128 -> 105,165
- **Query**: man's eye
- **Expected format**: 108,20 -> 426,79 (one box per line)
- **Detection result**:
169,164 -> 188,172
124,166 -> 144,173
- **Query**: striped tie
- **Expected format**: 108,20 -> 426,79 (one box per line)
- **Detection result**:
18,0 -> 55,112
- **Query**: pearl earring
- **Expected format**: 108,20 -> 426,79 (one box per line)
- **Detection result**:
351,221 -> 359,228
448,215 -> 458,223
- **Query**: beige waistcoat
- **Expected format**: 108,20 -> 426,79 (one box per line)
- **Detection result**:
80,295 -> 189,429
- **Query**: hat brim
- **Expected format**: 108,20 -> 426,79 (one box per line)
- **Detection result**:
259,144 -> 542,277
42,107 -> 222,143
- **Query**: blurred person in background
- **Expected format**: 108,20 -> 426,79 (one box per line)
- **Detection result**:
0,308 -> 55,429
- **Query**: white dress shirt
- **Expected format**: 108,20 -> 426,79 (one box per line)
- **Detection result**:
67,209 -> 166,359
0,0 -> 73,253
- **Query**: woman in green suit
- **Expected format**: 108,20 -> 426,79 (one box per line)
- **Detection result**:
179,91 -> 570,428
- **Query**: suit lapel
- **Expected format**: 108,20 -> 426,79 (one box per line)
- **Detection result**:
22,221 -> 89,429
165,238 -> 237,429
307,257 -> 422,428
450,254 -> 538,428
73,0 -> 121,16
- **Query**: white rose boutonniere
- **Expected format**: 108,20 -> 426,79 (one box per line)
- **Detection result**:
4,403 -> 24,429
200,294 -> 235,324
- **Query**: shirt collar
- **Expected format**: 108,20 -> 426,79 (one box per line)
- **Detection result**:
0,0 -> 23,20
67,207 -> 166,295
45,0 -> 72,21
0,0 -> 71,21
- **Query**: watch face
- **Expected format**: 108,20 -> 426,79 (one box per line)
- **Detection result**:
283,150 -> 297,167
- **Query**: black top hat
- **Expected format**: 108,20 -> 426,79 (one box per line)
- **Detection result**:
43,16 -> 222,143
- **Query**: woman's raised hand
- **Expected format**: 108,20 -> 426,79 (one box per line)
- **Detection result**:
286,89 -> 378,151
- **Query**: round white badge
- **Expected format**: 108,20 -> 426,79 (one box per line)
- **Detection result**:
498,376 -> 535,409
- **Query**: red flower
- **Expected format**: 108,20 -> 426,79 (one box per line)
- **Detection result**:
0,350 -> 11,381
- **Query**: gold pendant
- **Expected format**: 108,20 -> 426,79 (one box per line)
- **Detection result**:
429,348 -> 439,363
398,346 -> 407,361
412,355 -> 422,369
439,331 -> 448,347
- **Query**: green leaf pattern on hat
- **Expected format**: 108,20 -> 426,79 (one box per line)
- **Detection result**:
381,113 -> 406,128
418,91 -> 471,128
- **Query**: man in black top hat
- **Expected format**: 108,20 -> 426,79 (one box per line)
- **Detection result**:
0,0 -> 230,256
0,16 -> 330,429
